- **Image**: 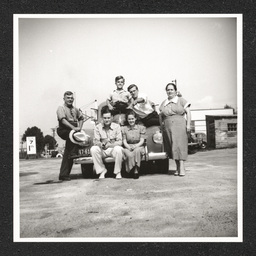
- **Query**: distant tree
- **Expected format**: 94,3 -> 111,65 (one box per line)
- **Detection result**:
224,104 -> 232,109
224,104 -> 235,114
44,135 -> 58,150
22,126 -> 45,155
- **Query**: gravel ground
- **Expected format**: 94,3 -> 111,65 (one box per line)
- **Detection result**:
17,147 -> 238,240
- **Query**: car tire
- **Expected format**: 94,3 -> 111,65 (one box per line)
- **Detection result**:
200,142 -> 207,149
81,163 -> 95,179
188,145 -> 197,154
155,158 -> 169,174
160,158 -> 170,174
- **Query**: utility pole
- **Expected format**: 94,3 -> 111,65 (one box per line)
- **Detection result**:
51,128 -> 56,139
172,79 -> 177,88
74,91 -> 76,108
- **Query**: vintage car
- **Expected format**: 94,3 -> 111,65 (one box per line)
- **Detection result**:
189,132 -> 207,149
51,150 -> 63,158
72,102 -> 196,178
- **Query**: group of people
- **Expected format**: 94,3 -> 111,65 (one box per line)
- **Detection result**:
56,75 -> 191,181
106,76 -> 160,127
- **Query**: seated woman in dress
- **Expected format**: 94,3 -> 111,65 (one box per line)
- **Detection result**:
122,110 -> 146,179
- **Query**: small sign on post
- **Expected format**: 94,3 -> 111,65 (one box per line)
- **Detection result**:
26,136 -> 36,155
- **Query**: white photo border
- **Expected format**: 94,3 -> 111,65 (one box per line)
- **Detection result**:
13,13 -> 243,243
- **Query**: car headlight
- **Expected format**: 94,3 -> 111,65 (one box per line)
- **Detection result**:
152,131 -> 163,144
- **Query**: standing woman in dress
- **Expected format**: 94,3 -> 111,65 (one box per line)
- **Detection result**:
159,83 -> 191,176
122,110 -> 146,179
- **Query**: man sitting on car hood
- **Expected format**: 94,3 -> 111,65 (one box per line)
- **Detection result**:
90,105 -> 123,179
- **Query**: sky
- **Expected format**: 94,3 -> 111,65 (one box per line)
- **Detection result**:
16,15 -> 239,146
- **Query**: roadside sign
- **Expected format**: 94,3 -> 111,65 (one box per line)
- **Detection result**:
26,136 -> 36,154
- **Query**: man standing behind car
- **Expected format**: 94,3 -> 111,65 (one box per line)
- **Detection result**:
90,105 -> 123,179
56,91 -> 84,181
127,84 -> 160,127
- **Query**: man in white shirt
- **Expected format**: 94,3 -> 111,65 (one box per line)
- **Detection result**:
127,84 -> 160,127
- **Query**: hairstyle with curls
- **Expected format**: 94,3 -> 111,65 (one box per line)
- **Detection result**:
125,109 -> 137,121
115,75 -> 125,83
165,83 -> 177,91
127,84 -> 138,92
101,105 -> 112,116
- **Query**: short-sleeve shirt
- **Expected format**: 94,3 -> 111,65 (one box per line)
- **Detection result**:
159,96 -> 190,117
93,122 -> 122,146
107,89 -> 131,104
56,104 -> 84,123
132,92 -> 154,119
122,124 -> 146,144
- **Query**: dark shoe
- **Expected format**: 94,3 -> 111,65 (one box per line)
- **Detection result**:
59,176 -> 71,181
134,166 -> 139,179
134,172 -> 139,179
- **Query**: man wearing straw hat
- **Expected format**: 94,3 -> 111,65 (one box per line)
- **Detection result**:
56,91 -> 85,181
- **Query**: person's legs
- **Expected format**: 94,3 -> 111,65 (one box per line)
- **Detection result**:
142,111 -> 160,127
123,148 -> 135,173
162,120 -> 173,158
133,147 -> 144,179
174,160 -> 180,176
179,160 -> 185,176
59,146 -> 72,180
59,139 -> 77,180
111,109 -> 120,117
58,124 -> 81,180
111,102 -> 128,116
111,146 -> 123,178
170,116 -> 187,176
90,146 -> 107,176
133,147 -> 144,167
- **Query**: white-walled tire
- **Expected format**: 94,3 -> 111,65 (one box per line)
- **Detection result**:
200,142 -> 207,149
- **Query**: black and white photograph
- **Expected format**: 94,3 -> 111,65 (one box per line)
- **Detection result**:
14,14 -> 242,242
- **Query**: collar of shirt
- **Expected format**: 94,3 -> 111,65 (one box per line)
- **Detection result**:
127,124 -> 139,131
164,95 -> 179,106
100,122 -> 114,130
64,103 -> 73,109
113,89 -> 125,94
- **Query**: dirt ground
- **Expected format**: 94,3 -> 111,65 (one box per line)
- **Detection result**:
17,148 -> 238,239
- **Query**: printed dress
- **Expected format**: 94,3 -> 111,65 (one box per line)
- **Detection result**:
122,125 -> 146,172
159,96 -> 190,160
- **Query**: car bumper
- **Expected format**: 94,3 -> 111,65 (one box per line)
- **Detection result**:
73,151 -> 168,165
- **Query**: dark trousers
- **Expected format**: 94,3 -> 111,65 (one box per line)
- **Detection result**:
141,111 -> 160,127
57,124 -> 78,178
111,101 -> 129,116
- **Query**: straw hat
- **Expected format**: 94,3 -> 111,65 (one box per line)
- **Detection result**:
69,130 -> 90,146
